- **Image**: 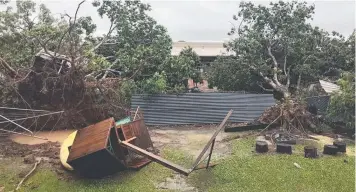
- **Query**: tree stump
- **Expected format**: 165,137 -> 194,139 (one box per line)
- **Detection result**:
323,145 -> 338,155
276,143 -> 292,154
304,146 -> 317,158
256,141 -> 268,153
333,141 -> 346,153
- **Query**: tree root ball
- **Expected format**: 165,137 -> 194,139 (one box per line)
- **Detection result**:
304,146 -> 317,158
276,143 -> 292,154
333,141 -> 346,153
256,141 -> 268,153
323,145 -> 338,155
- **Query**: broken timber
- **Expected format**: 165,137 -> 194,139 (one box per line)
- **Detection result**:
121,141 -> 190,176
120,110 -> 233,176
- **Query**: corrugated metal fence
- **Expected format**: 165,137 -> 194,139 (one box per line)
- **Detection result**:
131,93 -> 275,125
306,95 -> 331,114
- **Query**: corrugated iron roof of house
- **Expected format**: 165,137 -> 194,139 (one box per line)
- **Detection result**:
319,80 -> 341,94
171,41 -> 234,56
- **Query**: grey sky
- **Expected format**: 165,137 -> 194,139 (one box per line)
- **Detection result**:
4,0 -> 356,41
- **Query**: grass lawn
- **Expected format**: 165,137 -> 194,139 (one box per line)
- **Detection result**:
189,137 -> 355,192
0,137 -> 354,192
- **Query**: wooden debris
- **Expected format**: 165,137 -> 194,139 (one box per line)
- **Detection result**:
16,160 -> 41,191
304,146 -> 318,158
256,141 -> 268,153
333,141 -> 346,153
276,143 -> 292,154
323,145 -> 338,155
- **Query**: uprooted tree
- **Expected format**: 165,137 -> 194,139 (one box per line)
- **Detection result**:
0,0 -> 206,130
209,1 -> 354,100
208,1 -> 355,134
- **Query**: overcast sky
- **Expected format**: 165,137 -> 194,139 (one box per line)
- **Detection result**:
3,0 -> 356,41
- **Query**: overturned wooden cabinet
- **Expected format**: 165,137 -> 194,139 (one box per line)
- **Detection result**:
67,118 -> 126,178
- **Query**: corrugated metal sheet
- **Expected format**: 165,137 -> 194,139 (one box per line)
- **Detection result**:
131,93 -> 275,125
306,95 -> 331,114
319,80 -> 340,94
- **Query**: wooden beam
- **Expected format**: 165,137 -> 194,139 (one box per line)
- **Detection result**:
191,110 -> 233,169
133,106 -> 140,121
206,139 -> 216,169
120,141 -> 190,176
125,136 -> 137,143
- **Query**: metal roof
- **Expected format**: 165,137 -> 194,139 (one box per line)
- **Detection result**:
171,41 -> 234,56
319,80 -> 341,94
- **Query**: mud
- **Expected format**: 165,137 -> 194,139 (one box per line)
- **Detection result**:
10,130 -> 75,145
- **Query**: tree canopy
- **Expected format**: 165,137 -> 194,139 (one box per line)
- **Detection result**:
208,1 -> 355,99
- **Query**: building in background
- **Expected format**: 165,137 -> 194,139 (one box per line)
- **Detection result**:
172,41 -> 232,92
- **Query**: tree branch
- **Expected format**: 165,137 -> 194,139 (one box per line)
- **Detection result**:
75,19 -> 117,62
91,20 -> 116,51
55,0 -> 86,57
296,74 -> 302,90
0,57 -> 17,78
286,67 -> 291,88
267,45 -> 281,86
283,55 -> 287,76
257,82 -> 273,92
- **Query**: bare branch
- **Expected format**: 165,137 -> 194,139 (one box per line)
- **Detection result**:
296,74 -> 302,90
283,55 -> 287,76
257,82 -> 273,92
55,0 -> 86,57
286,67 -> 291,88
267,45 -> 281,86
0,57 -> 17,78
75,19 -> 117,62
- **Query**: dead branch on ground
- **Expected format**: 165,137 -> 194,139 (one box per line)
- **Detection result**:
15,159 -> 41,191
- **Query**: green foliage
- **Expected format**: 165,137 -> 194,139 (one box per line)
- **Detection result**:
137,72 -> 168,94
208,56 -> 263,92
178,46 -> 203,85
161,47 -> 201,89
0,1 -> 97,68
209,1 -> 354,93
92,0 -> 172,82
327,72 -> 355,129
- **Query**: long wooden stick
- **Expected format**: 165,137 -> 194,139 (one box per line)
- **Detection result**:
0,129 -> 48,140
206,139 -> 216,169
0,111 -> 64,124
16,160 -> 41,191
133,106 -> 140,121
191,110 -> 233,169
0,114 -> 33,134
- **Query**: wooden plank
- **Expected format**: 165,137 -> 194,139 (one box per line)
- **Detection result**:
206,139 -> 215,169
125,136 -> 137,143
121,141 -> 190,176
191,110 -> 233,169
68,118 -> 114,162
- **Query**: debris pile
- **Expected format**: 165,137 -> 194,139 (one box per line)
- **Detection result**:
257,100 -> 320,135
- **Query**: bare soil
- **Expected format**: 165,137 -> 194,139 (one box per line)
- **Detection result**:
148,124 -> 240,159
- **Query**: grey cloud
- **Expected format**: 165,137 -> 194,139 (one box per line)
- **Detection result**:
2,0 -> 354,41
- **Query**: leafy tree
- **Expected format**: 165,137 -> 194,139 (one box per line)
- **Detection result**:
91,0 -> 172,81
209,1 -> 354,100
327,72 -> 355,130
0,0 -> 97,72
178,46 -> 203,87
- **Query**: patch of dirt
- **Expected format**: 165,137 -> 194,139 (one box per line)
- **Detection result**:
148,124 -> 243,160
0,138 -> 60,159
156,174 -> 197,192
10,130 -> 75,145
0,138 -> 71,180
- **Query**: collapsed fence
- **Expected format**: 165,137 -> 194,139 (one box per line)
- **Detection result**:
131,93 -> 276,125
